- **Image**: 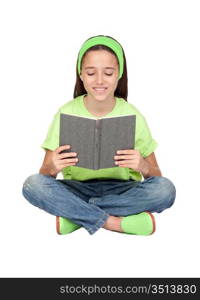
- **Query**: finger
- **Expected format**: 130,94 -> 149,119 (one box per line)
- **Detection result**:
117,149 -> 137,155
118,165 -> 131,168
115,155 -> 134,160
60,162 -> 77,167
59,152 -> 77,159
117,163 -> 134,168
57,158 -> 78,164
116,160 -> 134,165
55,145 -> 71,154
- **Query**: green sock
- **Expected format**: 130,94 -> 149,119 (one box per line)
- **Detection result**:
56,216 -> 81,234
120,211 -> 156,235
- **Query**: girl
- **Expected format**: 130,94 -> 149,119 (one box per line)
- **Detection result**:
22,35 -> 176,236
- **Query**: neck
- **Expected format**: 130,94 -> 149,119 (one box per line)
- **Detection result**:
83,94 -> 116,114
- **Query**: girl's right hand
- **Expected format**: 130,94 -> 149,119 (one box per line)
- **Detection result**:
40,144 -> 79,177
50,145 -> 78,173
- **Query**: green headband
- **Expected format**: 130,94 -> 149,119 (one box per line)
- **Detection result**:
77,36 -> 124,79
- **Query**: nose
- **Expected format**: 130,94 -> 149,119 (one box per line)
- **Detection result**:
96,72 -> 104,84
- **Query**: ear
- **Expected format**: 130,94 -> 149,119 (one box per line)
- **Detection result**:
79,73 -> 83,81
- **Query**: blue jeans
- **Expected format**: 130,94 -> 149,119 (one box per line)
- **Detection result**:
22,174 -> 176,235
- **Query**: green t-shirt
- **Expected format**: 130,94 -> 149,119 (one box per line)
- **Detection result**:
41,94 -> 158,182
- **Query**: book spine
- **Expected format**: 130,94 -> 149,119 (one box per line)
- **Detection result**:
93,119 -> 102,170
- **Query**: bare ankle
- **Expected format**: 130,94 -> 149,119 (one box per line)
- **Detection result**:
103,216 -> 123,232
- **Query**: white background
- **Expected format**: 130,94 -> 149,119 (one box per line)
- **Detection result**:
0,0 -> 199,277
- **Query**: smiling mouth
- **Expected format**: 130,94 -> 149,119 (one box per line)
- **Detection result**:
93,87 -> 107,92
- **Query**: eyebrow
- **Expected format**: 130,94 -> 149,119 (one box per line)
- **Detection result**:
84,67 -> 115,70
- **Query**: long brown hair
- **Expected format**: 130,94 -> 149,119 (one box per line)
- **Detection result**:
73,35 -> 128,101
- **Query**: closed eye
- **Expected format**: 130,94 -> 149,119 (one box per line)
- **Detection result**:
87,73 -> 113,76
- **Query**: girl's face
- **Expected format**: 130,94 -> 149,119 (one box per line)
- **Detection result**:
80,50 -> 119,101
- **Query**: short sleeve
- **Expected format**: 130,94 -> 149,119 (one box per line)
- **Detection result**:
41,110 -> 60,151
135,114 -> 158,158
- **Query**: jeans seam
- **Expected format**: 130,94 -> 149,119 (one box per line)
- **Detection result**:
88,212 -> 109,234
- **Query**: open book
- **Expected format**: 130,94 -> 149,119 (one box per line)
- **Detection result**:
59,113 -> 136,170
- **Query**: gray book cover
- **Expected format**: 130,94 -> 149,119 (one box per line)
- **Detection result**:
59,113 -> 136,170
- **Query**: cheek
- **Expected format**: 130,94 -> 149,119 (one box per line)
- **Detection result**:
82,78 -> 93,89
104,75 -> 118,85
110,78 -> 119,89
85,77 -> 95,85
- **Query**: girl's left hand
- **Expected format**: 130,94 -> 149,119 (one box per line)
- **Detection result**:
114,149 -> 149,173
